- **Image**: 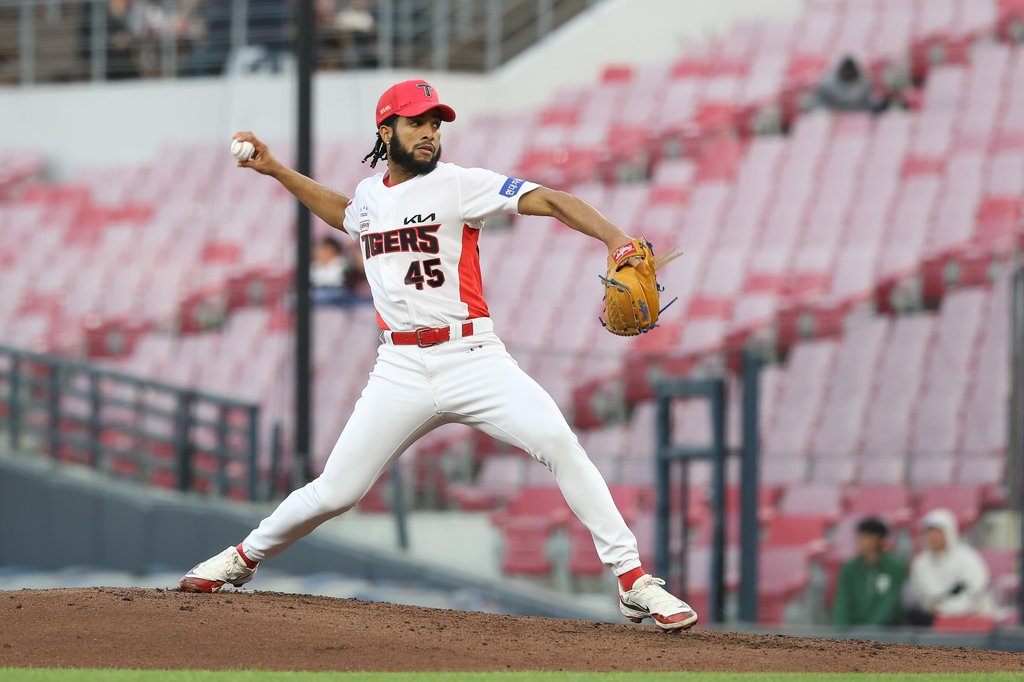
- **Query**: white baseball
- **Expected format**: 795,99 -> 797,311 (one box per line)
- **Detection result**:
230,139 -> 256,161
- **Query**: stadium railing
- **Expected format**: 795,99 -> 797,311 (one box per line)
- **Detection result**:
0,343 -> 262,501
0,0 -> 598,85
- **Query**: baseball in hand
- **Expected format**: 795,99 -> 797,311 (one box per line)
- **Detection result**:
230,139 -> 256,161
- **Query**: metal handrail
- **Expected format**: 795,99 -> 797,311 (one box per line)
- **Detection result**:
0,0 -> 598,85
0,343 -> 262,501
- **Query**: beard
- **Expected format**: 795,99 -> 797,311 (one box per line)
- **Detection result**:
388,136 -> 442,176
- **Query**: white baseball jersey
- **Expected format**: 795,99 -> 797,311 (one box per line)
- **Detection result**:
342,162 -> 539,331
238,160 -> 643,583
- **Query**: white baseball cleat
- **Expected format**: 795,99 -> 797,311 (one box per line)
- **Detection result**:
179,546 -> 258,593
619,574 -> 699,631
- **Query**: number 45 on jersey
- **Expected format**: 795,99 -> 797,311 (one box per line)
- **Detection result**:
404,258 -> 445,290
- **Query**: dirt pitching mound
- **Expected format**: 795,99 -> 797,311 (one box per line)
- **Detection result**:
1,588 -> 1022,673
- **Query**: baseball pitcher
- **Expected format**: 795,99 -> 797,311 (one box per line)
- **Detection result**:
180,80 -> 695,631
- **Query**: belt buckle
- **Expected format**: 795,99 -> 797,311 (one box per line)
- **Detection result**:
415,327 -> 437,348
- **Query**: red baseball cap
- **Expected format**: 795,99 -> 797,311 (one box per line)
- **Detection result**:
375,79 -> 457,128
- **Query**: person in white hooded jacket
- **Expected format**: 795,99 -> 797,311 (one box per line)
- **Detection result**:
907,508 -> 995,626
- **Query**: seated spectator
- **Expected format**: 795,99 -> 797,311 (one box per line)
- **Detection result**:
813,55 -> 886,113
183,0 -> 232,76
247,0 -> 294,73
907,508 -> 995,626
102,0 -> 145,79
335,0 -> 377,68
831,517 -> 907,627
311,235 -> 367,307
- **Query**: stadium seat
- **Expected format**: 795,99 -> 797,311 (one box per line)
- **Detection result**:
762,341 -> 837,458
677,545 -> 741,621
448,455 -> 527,512
808,456 -> 858,485
763,516 -> 831,556
776,483 -> 844,520
845,485 -> 913,527
909,457 -> 957,487
500,516 -> 557,576
762,457 -> 809,485
758,547 -> 813,624
958,456 -> 1008,507
916,485 -> 985,529
725,484 -> 781,522
495,487 -> 573,526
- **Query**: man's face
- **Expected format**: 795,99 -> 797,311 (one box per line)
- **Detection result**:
856,531 -> 883,558
925,527 -> 947,552
381,112 -> 443,175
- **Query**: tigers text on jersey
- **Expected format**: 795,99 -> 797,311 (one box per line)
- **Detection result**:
342,162 -> 539,331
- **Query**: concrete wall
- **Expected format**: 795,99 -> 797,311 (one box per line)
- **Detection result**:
0,449 -> 600,619
501,0 -> 804,104
0,0 -> 803,180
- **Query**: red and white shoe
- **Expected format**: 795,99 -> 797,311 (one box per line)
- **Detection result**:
619,574 -> 699,631
179,546 -> 258,593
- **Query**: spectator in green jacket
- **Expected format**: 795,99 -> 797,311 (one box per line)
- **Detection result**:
831,517 -> 907,627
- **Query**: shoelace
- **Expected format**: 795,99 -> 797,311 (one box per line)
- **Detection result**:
633,576 -> 690,613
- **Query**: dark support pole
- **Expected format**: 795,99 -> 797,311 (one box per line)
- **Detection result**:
269,421 -> 283,500
708,380 -> 727,624
390,461 -> 409,550
9,355 -> 21,450
247,406 -> 260,502
739,350 -> 762,623
47,366 -> 60,459
295,0 -> 315,483
1012,265 -> 1024,620
216,404 -> 230,496
678,461 -> 689,595
88,372 -> 102,468
654,394 -> 671,582
174,392 -> 192,492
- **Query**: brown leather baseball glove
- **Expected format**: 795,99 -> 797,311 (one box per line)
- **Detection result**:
600,237 -> 679,336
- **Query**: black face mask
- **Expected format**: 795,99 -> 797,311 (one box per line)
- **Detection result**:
387,135 -> 441,176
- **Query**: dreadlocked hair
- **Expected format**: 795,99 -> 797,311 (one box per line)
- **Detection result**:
362,115 -> 397,168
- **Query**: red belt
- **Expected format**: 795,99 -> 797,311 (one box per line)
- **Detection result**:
389,322 -> 475,347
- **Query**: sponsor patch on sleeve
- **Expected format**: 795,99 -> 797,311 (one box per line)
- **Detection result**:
499,176 -> 526,198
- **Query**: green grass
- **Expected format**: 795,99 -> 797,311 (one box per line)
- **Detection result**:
1,672 -> 1021,682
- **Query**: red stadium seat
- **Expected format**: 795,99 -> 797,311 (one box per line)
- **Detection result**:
777,483 -> 844,520
916,485 -> 985,529
846,485 -> 913,527
500,516 -> 556,576
758,547 -> 812,624
763,516 -> 831,555
448,455 -> 525,512
856,458 -> 907,486
495,487 -> 573,526
725,484 -> 781,522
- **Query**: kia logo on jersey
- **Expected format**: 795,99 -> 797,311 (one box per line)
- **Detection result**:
500,177 -> 525,197
361,224 -> 441,259
404,212 -> 437,225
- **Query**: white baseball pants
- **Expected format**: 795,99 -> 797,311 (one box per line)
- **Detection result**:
241,321 -> 641,575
